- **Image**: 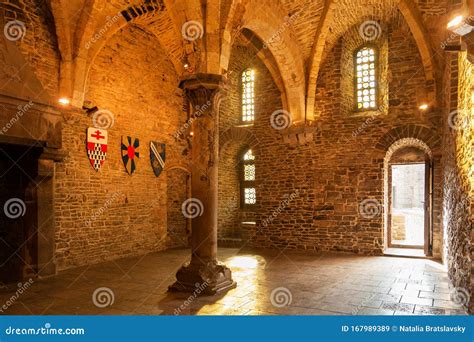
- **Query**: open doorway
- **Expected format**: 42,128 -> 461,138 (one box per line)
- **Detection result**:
389,163 -> 426,247
0,143 -> 42,284
384,141 -> 432,257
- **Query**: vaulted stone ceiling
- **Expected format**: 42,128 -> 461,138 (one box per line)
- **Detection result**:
324,0 -> 400,50
29,0 -> 452,73
279,0 -> 325,62
33,0 -> 454,120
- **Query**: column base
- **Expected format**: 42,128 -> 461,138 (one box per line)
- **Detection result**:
169,260 -> 236,295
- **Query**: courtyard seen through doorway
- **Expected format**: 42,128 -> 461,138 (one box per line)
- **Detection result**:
390,163 -> 426,248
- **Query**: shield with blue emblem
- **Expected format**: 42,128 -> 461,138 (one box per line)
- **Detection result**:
150,141 -> 165,177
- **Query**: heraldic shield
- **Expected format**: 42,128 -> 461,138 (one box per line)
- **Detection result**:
121,136 -> 140,175
150,142 -> 166,177
86,127 -> 108,171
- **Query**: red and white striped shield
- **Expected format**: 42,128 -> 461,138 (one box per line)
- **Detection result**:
86,127 -> 108,171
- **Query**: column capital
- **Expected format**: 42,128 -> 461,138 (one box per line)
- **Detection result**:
179,74 -> 226,115
178,73 -> 225,91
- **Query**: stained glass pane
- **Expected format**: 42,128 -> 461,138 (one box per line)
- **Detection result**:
244,188 -> 256,204
242,69 -> 255,122
243,149 -> 255,161
355,47 -> 377,111
244,164 -> 255,181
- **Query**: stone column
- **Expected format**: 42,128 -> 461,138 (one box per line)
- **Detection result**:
170,74 -> 236,295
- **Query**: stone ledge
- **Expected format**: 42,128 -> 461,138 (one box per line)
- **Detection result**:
281,121 -> 319,146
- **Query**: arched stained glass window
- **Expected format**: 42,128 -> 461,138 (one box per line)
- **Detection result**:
241,69 -> 255,122
355,46 -> 378,110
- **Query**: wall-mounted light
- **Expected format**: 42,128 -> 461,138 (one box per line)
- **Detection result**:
448,15 -> 464,29
447,15 -> 473,36
182,55 -> 191,70
419,104 -> 429,111
58,97 -> 70,106
189,131 -> 194,137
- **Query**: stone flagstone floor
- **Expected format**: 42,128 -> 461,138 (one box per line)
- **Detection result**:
0,248 -> 467,316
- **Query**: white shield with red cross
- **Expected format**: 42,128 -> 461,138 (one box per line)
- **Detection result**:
86,127 -> 108,171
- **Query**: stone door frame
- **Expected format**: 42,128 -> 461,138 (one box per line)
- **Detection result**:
0,95 -> 64,280
383,138 -> 433,256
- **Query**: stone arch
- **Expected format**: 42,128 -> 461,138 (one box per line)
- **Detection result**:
56,1 -> 185,107
237,29 -> 289,109
218,127 -> 259,247
305,0 -> 337,120
306,0 -> 438,119
220,0 -> 306,123
382,137 -> 433,251
384,138 -> 432,165
375,124 -> 441,154
165,162 -> 192,174
219,126 -> 260,154
397,0 -> 437,89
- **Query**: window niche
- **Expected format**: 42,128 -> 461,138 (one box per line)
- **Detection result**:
240,148 -> 256,207
355,46 -> 378,110
241,68 -> 255,123
340,26 -> 389,116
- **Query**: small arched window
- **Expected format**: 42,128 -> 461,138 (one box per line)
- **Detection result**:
241,149 -> 256,206
241,68 -> 255,122
355,46 -> 378,110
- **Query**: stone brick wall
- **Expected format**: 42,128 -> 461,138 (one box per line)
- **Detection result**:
219,15 -> 443,255
218,42 -> 280,246
392,216 -> 406,241
441,52 -> 473,312
1,0 -> 60,97
339,25 -> 390,116
54,25 -> 187,270
218,140 -> 242,241
1,0 -> 469,281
